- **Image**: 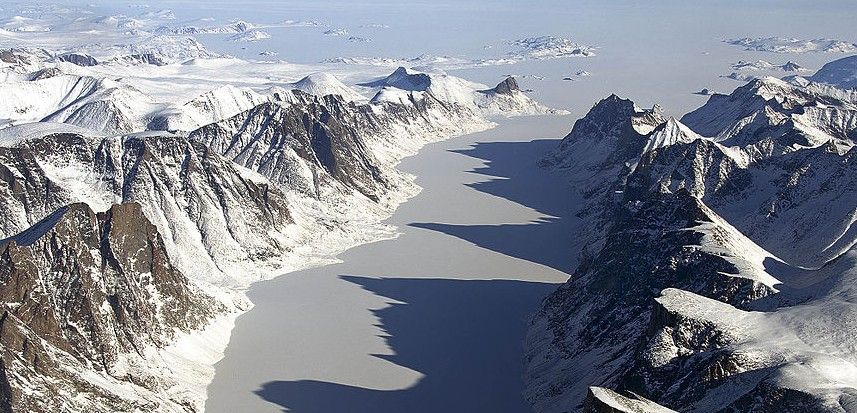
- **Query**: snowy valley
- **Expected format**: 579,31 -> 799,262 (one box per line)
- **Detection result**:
0,1 -> 856,413
0,9 -> 558,410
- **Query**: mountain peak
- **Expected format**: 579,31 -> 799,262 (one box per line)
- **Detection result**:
291,72 -> 364,102
492,76 -> 520,95
589,94 -> 638,119
359,66 -> 432,92
642,117 -> 701,153
782,61 -> 803,72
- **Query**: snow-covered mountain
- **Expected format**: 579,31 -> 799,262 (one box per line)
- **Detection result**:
0,55 -> 561,411
527,70 -> 857,413
726,37 -> 857,53
0,75 -> 157,133
810,55 -> 857,90
0,201 -> 227,412
287,72 -> 367,102
363,67 -> 563,116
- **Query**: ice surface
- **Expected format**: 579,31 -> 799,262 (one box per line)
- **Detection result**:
3,0 -> 857,412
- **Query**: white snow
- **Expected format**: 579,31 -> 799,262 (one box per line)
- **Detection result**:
288,72 -> 367,102
229,30 -> 271,42
726,37 -> 857,53
511,36 -> 597,59
0,122 -> 103,147
324,28 -> 348,36
0,21 -> 563,410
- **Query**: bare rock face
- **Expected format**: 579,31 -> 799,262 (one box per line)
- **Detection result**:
189,94 -> 392,202
0,48 -> 52,66
525,190 -> 776,412
0,133 -> 82,238
0,131 -> 295,287
188,89 -> 486,206
0,202 -> 221,412
28,67 -> 64,80
113,53 -> 168,66
56,52 -> 99,67
94,133 -> 294,284
493,77 -> 520,95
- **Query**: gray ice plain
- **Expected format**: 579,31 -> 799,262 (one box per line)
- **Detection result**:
194,2 -> 857,412
1,0 -> 857,412
197,2 -> 857,412
206,115 -> 579,412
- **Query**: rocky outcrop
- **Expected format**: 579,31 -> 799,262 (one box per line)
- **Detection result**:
492,76 -> 520,95
56,52 -> 99,66
525,190 -> 777,412
0,63 -> 562,411
582,387 -> 676,413
189,94 -> 392,202
94,133 -> 294,286
0,133 -> 81,238
188,89 -> 489,207
0,132 -> 295,287
0,202 -> 222,412
110,53 -> 168,67
527,75 -> 857,413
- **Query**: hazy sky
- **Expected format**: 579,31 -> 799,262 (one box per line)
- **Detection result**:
34,0 -> 857,114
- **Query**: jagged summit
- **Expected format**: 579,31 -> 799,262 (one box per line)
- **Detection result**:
641,117 -> 700,153
492,76 -> 520,95
581,94 -> 639,129
781,60 -> 804,72
55,52 -> 98,66
566,94 -> 665,143
682,74 -> 857,147
542,93 -> 668,189
529,70 -> 857,413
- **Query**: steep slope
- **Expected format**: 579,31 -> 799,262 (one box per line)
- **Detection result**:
363,67 -> 560,116
0,74 -> 157,134
0,58 -> 563,411
0,131 -> 294,288
188,88 -> 491,208
680,76 -> 857,148
810,55 -> 857,90
527,74 -> 857,413
629,137 -> 856,269
94,133 -> 295,287
0,202 -> 224,412
539,94 -> 668,247
676,77 -> 857,267
525,190 -> 779,413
